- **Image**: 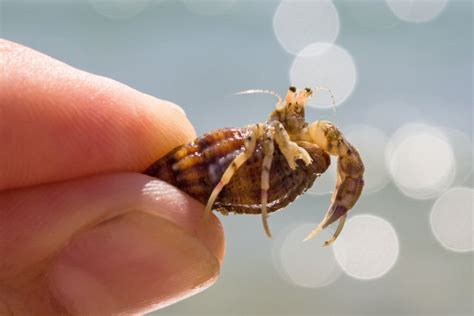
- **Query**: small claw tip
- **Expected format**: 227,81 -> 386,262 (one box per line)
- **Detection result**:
303,225 -> 322,242
264,225 -> 273,239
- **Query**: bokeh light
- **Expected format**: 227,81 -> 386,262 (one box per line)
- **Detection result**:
386,122 -> 456,199
181,0 -> 236,16
290,43 -> 357,108
443,128 -> 473,186
386,0 -> 449,23
272,223 -> 343,288
345,125 -> 390,194
333,215 -> 399,280
273,0 -> 340,56
89,0 -> 151,19
430,187 -> 473,252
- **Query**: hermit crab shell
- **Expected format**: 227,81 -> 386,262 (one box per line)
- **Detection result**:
145,128 -> 330,214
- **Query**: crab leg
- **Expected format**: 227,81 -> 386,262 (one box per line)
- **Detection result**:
203,124 -> 263,221
303,120 -> 365,245
273,121 -> 312,170
260,125 -> 275,238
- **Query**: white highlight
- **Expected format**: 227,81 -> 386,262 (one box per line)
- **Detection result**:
290,43 -> 357,108
273,0 -> 340,56
386,0 -> 449,23
333,215 -> 399,280
182,0 -> 236,16
272,223 -> 342,288
430,187 -> 474,252
386,123 -> 456,199
345,125 -> 390,195
89,0 -> 151,19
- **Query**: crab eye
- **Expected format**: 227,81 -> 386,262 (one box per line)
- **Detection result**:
304,87 -> 313,94
289,86 -> 296,93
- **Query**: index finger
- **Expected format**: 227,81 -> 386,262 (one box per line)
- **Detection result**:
0,39 -> 195,190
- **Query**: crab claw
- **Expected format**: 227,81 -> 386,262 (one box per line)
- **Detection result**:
303,205 -> 348,245
303,176 -> 364,246
302,120 -> 365,246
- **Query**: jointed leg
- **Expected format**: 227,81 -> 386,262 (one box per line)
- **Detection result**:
260,125 -> 275,238
322,213 -> 346,246
303,173 -> 349,244
273,122 -> 312,170
204,124 -> 263,221
303,120 -> 365,245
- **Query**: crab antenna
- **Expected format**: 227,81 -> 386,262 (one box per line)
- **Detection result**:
314,85 -> 336,112
235,89 -> 283,109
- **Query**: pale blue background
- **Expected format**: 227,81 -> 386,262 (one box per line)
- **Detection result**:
1,1 -> 472,315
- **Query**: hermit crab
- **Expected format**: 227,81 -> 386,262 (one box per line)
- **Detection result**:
145,86 -> 364,245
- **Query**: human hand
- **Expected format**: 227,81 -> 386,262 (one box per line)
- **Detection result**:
0,39 -> 225,315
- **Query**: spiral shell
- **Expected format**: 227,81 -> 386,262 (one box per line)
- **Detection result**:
145,127 -> 330,215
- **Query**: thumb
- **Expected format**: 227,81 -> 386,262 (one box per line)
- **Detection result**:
0,173 -> 224,315
49,212 -> 220,315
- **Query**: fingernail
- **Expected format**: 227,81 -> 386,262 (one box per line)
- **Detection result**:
48,212 -> 220,315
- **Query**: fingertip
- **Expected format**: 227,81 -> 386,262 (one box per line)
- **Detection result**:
0,40 -> 196,189
140,179 -> 226,265
135,93 -> 197,166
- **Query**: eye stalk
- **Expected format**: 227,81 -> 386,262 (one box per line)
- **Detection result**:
295,87 -> 313,106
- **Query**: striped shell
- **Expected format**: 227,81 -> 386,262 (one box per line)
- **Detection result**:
144,128 -> 330,215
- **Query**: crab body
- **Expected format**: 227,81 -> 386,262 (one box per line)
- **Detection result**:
145,87 -> 365,245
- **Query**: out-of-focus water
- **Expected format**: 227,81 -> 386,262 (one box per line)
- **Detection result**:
2,0 -> 472,315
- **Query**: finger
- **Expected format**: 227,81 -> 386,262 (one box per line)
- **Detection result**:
0,173 -> 224,279
0,173 -> 224,314
0,39 -> 195,190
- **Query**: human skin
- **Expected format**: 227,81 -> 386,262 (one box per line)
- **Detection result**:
0,39 -> 225,315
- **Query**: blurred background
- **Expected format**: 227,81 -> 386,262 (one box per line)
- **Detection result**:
1,0 -> 472,315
